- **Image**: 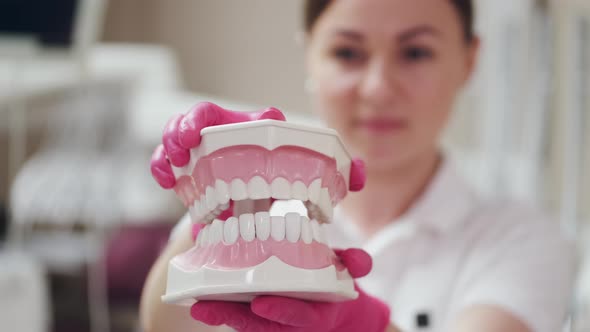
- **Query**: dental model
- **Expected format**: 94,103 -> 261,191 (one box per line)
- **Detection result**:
161,117 -> 366,305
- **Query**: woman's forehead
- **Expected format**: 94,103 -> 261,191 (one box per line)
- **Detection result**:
312,0 -> 462,41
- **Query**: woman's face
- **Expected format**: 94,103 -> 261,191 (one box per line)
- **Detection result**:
306,0 -> 478,173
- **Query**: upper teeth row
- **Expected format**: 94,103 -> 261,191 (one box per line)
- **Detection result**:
189,177 -> 333,223
196,212 -> 328,247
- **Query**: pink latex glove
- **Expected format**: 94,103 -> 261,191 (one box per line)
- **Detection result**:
150,102 -> 286,189
149,102 -> 367,192
190,248 -> 391,332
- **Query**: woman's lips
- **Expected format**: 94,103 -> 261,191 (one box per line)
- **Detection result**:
356,118 -> 407,134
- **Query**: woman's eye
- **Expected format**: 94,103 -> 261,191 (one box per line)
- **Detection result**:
403,46 -> 434,62
332,47 -> 363,62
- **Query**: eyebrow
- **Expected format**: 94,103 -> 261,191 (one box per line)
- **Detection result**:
332,29 -> 363,41
397,25 -> 440,42
331,25 -> 440,43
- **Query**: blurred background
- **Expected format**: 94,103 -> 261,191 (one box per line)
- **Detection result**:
0,0 -> 588,331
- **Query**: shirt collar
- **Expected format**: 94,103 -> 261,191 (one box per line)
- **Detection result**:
333,157 -> 479,244
402,158 -> 479,234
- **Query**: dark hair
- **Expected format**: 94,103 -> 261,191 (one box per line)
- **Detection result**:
304,0 -> 475,42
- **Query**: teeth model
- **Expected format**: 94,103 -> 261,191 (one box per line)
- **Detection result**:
163,120 -> 358,305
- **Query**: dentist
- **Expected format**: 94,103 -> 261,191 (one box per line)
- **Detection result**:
141,0 -> 576,331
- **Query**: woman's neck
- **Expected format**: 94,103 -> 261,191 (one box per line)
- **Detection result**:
340,151 -> 441,237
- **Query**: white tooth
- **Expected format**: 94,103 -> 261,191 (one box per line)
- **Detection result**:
271,177 -> 291,199
311,219 -> 322,243
248,176 -> 270,199
271,216 -> 285,241
209,219 -> 223,245
215,180 -> 230,205
292,181 -> 308,201
195,201 -> 207,223
199,225 -> 210,246
220,202 -> 230,211
319,223 -> 328,244
200,194 -> 208,214
255,212 -> 270,241
239,214 -> 256,242
206,187 -> 217,211
308,179 -> 322,204
286,212 -> 301,243
189,201 -> 201,223
223,217 -> 239,244
230,179 -> 248,200
324,208 -> 333,221
195,225 -> 203,246
318,188 -> 333,221
300,216 -> 312,244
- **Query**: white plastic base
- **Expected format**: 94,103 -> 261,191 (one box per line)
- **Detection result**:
162,256 -> 358,306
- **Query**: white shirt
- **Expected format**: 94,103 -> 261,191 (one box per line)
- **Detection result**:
328,160 -> 577,332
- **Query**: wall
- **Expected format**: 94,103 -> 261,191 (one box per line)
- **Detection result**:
103,0 -> 309,114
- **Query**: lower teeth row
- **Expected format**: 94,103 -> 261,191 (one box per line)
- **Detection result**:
196,212 -> 327,247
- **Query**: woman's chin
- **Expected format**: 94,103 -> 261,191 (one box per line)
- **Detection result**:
346,137 -> 420,171
359,152 -> 406,174
356,144 -> 422,173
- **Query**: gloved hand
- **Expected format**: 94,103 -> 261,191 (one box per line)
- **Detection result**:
190,248 -> 391,332
150,102 -> 286,189
149,102 -> 367,191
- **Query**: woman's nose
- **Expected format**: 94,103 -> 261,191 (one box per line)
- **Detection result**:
359,60 -> 398,109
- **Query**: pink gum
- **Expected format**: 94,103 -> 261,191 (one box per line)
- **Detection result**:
173,237 -> 345,271
174,145 -> 347,207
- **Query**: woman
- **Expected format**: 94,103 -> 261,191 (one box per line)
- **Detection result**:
141,0 -> 576,331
